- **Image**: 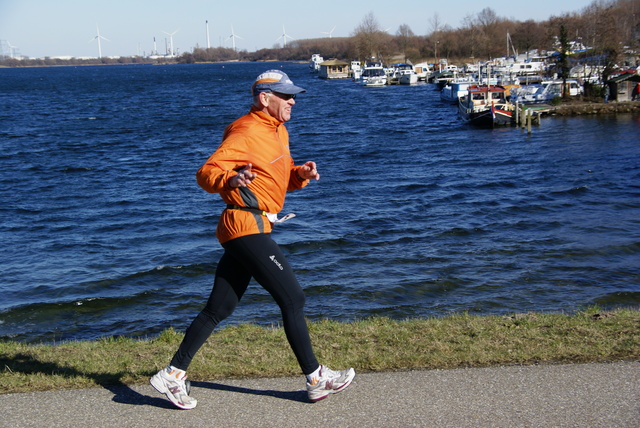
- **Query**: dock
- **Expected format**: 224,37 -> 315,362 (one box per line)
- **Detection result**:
513,100 -> 640,133
542,100 -> 640,116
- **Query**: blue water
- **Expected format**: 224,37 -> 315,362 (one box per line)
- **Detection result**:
1,62 -> 639,343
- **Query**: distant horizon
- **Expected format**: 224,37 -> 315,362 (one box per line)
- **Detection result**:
1,0 -> 597,59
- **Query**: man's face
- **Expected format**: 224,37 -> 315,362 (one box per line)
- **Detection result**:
265,92 -> 296,122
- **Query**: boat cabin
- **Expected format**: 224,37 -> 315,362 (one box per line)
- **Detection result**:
467,85 -> 508,105
607,71 -> 640,102
318,59 -> 350,79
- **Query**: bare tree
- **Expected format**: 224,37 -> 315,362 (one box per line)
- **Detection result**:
477,7 -> 505,58
396,24 -> 416,62
428,13 -> 443,35
597,6 -> 622,82
511,20 -> 545,57
351,11 -> 384,61
477,7 -> 499,28
461,13 -> 483,59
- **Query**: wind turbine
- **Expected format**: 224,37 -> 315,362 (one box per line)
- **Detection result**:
89,25 -> 110,58
321,25 -> 336,38
276,25 -> 293,48
163,29 -> 179,56
228,25 -> 243,51
7,41 -> 18,58
205,20 -> 211,49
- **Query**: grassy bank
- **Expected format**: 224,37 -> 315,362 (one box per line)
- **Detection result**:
1,307 -> 638,394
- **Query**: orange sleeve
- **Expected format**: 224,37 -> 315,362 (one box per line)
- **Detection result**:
196,159 -> 236,194
196,130 -> 247,194
288,163 -> 310,191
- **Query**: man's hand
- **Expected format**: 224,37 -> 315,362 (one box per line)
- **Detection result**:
232,163 -> 257,187
298,161 -> 320,181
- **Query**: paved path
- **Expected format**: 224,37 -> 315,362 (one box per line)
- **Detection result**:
3,362 -> 638,427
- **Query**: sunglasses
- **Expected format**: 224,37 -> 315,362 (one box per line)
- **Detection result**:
272,92 -> 296,100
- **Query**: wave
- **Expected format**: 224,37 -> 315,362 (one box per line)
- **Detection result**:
2,62 -> 640,343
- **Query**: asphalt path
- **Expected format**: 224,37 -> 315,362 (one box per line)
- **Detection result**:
3,361 -> 638,427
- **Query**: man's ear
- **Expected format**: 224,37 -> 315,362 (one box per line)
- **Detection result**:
258,92 -> 270,107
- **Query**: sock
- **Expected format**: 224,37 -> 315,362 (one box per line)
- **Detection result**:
167,365 -> 186,379
306,365 -> 322,383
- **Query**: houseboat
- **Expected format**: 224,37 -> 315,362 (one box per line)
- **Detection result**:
318,59 -> 350,79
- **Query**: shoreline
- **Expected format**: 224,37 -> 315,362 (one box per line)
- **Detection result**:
546,100 -> 640,116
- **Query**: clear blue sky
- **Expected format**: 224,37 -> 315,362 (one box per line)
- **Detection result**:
1,0 -> 595,58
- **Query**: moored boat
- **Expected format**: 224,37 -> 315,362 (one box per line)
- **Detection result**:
440,77 -> 476,103
458,85 -> 515,127
309,54 -> 323,73
318,59 -> 350,79
350,60 -> 362,80
389,63 -> 418,85
430,70 -> 455,87
360,61 -> 387,87
413,62 -> 432,81
510,80 -> 583,104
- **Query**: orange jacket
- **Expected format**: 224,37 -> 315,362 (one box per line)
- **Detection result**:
196,106 -> 309,243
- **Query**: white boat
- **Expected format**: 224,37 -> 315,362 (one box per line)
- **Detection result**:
309,54 -> 323,73
507,55 -> 548,76
570,65 -> 604,84
509,59 -> 546,76
440,78 -> 476,103
350,60 -> 362,80
464,63 -> 480,74
360,61 -> 387,87
509,85 -> 540,104
413,62 -> 432,81
511,80 -> 583,104
395,63 -> 418,85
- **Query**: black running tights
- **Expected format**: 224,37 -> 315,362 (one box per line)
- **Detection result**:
170,233 -> 320,375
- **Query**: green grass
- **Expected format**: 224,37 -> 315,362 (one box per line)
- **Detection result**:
1,306 -> 638,394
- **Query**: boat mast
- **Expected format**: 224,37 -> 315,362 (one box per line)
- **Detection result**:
507,32 -> 517,58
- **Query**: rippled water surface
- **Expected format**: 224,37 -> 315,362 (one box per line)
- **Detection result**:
1,62 -> 639,343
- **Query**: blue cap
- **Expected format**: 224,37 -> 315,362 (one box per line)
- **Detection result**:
252,70 -> 306,96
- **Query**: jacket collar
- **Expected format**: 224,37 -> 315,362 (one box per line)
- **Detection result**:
249,105 -> 283,128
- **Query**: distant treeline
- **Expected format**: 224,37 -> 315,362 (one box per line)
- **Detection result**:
2,0 -> 638,70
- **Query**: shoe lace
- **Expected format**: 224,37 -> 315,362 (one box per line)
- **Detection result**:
321,366 -> 339,380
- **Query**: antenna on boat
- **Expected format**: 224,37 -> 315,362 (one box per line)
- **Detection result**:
507,32 -> 517,58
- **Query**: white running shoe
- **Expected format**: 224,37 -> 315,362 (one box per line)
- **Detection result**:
306,365 -> 356,402
150,366 -> 197,410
